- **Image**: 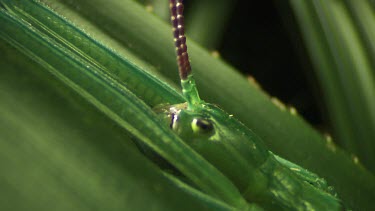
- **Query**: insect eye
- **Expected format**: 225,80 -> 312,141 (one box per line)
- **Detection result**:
192,118 -> 214,134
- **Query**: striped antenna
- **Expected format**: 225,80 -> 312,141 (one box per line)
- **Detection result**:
169,0 -> 202,109
169,0 -> 191,80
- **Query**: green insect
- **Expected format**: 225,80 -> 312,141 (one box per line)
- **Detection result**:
2,0 -> 369,210
150,0 -> 343,210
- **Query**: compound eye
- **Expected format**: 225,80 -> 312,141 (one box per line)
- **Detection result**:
192,118 -> 214,134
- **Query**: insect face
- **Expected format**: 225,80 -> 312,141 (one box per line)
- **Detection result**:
156,102 -> 271,192
159,102 -> 268,162
164,104 -> 216,141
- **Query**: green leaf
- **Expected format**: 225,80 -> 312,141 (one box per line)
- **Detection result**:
0,40 -> 231,211
1,0 -> 374,210
38,0 -> 374,209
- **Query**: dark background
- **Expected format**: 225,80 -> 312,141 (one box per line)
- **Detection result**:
187,0 -> 326,129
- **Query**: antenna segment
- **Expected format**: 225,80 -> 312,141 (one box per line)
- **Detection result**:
169,0 -> 202,109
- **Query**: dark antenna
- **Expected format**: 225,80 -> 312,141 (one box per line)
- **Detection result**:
169,0 -> 191,80
169,0 -> 202,109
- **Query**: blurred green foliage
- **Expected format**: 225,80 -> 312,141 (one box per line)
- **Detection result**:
0,0 -> 374,210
